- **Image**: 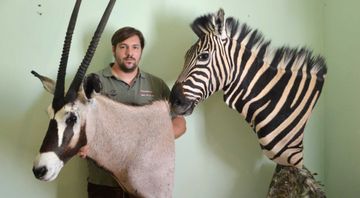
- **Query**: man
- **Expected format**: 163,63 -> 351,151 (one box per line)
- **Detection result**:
79,26 -> 186,198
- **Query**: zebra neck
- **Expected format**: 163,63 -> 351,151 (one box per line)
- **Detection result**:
222,86 -> 251,124
222,46 -> 325,133
222,45 -> 266,122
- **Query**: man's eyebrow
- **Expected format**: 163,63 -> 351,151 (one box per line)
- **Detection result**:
118,43 -> 140,48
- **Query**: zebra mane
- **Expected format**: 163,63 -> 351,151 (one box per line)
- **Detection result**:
191,9 -> 327,77
225,17 -> 327,77
191,13 -> 214,37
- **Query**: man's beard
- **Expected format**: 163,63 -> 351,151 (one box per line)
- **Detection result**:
118,57 -> 138,73
119,62 -> 137,73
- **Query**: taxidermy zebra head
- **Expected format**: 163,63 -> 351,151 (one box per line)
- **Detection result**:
170,9 -> 326,117
169,9 -> 326,167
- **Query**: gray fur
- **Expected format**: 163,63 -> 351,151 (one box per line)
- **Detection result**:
84,95 -> 174,198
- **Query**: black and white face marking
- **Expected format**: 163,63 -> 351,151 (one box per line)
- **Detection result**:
52,104 -> 82,149
33,102 -> 87,181
170,36 -> 226,116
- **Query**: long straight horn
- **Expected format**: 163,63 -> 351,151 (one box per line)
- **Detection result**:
65,0 -> 116,102
53,0 -> 82,112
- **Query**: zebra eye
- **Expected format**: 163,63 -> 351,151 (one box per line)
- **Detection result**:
66,114 -> 77,125
198,52 -> 209,61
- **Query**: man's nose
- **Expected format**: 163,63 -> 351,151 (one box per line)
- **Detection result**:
126,48 -> 133,56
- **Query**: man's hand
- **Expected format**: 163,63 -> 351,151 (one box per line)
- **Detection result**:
78,145 -> 89,159
172,116 -> 186,139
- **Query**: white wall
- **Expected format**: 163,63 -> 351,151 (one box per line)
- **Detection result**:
0,0 -> 325,197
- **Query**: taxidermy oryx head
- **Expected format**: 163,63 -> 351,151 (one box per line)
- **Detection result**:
32,0 -> 115,181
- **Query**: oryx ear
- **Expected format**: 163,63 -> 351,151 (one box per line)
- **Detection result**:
31,70 -> 56,94
83,73 -> 102,99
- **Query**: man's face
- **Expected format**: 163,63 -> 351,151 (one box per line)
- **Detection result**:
113,35 -> 142,73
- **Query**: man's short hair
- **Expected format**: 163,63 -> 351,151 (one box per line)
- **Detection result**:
111,27 -> 145,49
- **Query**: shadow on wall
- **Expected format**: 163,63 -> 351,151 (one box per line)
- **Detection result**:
202,92 -> 275,197
140,10 -> 196,81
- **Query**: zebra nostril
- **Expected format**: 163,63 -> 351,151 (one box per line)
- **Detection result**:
174,98 -> 183,106
33,166 -> 48,179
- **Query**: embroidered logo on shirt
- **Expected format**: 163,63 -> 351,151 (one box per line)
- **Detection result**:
140,90 -> 154,97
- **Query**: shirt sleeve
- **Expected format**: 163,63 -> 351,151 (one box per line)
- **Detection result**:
147,72 -> 171,101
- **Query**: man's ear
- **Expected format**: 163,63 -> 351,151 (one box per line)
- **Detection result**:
112,45 -> 116,55
83,73 -> 102,99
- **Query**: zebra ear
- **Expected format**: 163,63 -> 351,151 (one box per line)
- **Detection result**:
214,8 -> 226,38
191,8 -> 226,38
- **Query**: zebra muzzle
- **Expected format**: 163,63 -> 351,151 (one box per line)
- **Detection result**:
170,83 -> 196,116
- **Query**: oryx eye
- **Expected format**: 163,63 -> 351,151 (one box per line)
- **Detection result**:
198,52 -> 209,61
66,113 -> 77,125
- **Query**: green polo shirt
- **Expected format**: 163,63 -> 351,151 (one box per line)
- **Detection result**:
87,64 -> 171,187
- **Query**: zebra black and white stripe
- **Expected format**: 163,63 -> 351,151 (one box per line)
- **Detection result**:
170,9 -> 327,167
